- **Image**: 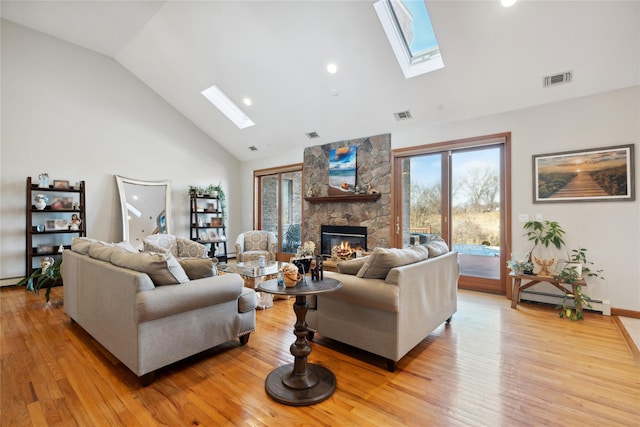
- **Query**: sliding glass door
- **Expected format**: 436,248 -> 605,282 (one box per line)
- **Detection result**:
254,164 -> 303,261
393,134 -> 511,293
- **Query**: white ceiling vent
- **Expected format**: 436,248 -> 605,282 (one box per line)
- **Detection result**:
393,110 -> 412,121
543,71 -> 572,87
306,131 -> 319,139
248,146 -> 258,151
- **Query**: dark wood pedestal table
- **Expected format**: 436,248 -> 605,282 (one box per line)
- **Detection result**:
257,277 -> 342,406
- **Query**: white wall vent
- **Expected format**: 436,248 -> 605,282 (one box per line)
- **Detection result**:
306,131 -> 319,139
393,110 -> 412,121
543,71 -> 572,87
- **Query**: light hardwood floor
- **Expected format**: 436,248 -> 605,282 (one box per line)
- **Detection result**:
2,286 -> 639,426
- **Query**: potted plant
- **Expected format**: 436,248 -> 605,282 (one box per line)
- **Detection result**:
556,285 -> 591,321
16,257 -> 62,303
556,247 -> 604,282
506,257 -> 534,275
206,183 -> 226,216
554,248 -> 603,320
522,220 -> 566,273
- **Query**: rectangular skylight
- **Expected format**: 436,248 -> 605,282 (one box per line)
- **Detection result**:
374,0 -> 444,79
201,85 -> 255,129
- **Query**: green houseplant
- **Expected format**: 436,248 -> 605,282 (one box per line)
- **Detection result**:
554,248 -> 603,320
522,220 -> 566,273
16,257 -> 62,302
189,183 -> 226,216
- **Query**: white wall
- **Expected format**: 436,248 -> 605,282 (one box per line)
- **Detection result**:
241,86 -> 640,312
0,20 -> 242,281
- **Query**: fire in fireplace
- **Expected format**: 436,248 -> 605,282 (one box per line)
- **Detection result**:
321,225 -> 367,259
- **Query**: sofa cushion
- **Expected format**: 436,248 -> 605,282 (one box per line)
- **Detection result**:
111,250 -> 189,286
322,271 -> 400,312
337,256 -> 371,275
356,246 -> 429,279
424,237 -> 449,257
178,257 -> 218,280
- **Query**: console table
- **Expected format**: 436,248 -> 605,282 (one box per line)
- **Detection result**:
510,272 -> 587,312
257,277 -> 342,406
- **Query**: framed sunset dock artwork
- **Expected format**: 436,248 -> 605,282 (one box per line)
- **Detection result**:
533,144 -> 634,203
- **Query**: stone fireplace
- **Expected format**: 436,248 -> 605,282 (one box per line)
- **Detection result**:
321,225 -> 367,259
303,134 -> 391,253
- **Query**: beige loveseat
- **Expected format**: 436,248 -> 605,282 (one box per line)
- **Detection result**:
306,243 -> 459,371
62,238 -> 256,385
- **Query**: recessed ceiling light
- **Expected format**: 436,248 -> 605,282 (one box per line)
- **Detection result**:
201,85 -> 255,129
501,0 -> 517,7
243,98 -> 252,106
329,88 -> 339,96
327,63 -> 338,74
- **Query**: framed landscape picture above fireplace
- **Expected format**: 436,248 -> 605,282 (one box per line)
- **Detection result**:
328,146 -> 357,195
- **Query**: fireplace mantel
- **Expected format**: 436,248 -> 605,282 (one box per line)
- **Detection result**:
304,194 -> 380,204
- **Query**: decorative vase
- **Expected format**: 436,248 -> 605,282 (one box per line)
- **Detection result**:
283,271 -> 301,287
34,194 -> 47,210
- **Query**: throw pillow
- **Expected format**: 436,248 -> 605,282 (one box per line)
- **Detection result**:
111,250 -> 189,286
424,237 -> 449,258
357,245 -> 429,279
71,237 -> 97,255
337,256 -> 371,275
178,258 -> 218,280
88,241 -> 118,262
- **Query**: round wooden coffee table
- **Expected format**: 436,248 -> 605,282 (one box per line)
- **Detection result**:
257,277 -> 342,406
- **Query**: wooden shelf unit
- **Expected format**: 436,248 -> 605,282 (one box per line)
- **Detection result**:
189,193 -> 227,262
26,177 -> 86,276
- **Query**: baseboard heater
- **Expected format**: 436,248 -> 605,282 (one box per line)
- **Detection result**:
520,289 -> 609,315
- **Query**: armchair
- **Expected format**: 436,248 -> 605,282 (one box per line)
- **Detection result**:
235,231 -> 276,262
143,234 -> 208,258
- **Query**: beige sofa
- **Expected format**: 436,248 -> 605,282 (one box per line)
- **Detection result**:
62,238 -> 256,385
306,243 -> 459,371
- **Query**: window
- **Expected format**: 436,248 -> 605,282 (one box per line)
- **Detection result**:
374,0 -> 444,79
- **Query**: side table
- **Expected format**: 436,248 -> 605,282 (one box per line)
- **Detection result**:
510,272 -> 587,312
257,277 -> 342,406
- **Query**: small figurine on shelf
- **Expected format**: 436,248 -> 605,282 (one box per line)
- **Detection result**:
70,214 -> 82,230
38,173 -> 50,188
58,244 -> 64,253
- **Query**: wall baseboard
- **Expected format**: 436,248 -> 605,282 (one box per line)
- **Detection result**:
520,289 -> 608,315
1,278 -> 21,287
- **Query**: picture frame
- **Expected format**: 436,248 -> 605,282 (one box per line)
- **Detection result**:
45,219 -> 56,230
533,144 -> 635,203
210,217 -> 222,227
53,180 -> 69,189
53,219 -> 69,230
51,196 -> 74,210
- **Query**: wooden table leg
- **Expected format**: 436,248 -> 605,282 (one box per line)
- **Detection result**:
511,277 -> 522,308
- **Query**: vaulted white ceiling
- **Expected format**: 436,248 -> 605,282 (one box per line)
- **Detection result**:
2,1 -> 638,162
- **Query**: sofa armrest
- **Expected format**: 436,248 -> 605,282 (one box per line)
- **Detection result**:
136,273 -> 245,322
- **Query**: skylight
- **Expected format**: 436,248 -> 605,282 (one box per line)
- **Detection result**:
201,86 -> 255,129
374,0 -> 444,79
